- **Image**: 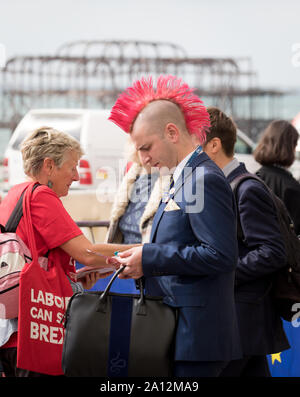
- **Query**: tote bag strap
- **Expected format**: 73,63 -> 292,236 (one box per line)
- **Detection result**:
22,182 -> 40,264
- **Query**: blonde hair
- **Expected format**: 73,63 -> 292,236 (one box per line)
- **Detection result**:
123,136 -> 140,165
21,127 -> 84,177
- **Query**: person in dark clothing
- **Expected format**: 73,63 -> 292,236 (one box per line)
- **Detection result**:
253,120 -> 300,235
108,76 -> 242,377
203,107 -> 290,377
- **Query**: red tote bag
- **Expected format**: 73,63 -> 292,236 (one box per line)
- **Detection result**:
17,183 -> 73,375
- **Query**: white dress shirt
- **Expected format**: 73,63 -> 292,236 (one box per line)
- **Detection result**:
173,149 -> 198,184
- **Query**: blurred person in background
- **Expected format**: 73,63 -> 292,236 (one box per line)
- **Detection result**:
203,107 -> 289,377
254,120 -> 300,235
102,139 -> 171,293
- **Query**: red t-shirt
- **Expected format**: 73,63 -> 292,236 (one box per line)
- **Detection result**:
0,182 -> 83,348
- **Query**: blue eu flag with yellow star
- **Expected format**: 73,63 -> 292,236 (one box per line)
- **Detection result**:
268,320 -> 300,377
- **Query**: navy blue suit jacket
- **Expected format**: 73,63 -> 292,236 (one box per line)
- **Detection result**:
227,163 -> 290,355
142,152 -> 242,362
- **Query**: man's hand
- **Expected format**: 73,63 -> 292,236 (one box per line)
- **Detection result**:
107,246 -> 144,279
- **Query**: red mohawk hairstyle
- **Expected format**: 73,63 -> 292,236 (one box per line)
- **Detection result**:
109,75 -> 210,143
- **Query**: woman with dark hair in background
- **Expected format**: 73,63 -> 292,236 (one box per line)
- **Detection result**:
254,120 -> 300,235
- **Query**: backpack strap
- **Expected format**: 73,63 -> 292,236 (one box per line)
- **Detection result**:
230,173 -> 266,242
4,183 -> 40,233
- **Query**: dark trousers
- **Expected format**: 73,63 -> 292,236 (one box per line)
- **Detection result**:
0,347 -> 55,377
174,360 -> 228,377
220,355 -> 271,377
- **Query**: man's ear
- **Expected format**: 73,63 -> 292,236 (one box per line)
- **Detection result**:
209,137 -> 222,153
165,122 -> 180,143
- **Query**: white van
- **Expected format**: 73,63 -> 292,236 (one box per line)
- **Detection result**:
3,109 -> 261,190
7,109 -> 298,191
3,109 -> 128,191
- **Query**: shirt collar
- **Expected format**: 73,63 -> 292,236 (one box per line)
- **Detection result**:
173,148 -> 198,183
222,157 -> 240,177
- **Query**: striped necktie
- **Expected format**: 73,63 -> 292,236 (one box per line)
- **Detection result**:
169,174 -> 174,190
162,174 -> 174,203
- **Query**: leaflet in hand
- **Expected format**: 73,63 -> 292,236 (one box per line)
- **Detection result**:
72,266 -> 114,281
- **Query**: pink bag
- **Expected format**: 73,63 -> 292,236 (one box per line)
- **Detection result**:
0,233 -> 32,319
0,185 -> 35,319
17,183 -> 73,375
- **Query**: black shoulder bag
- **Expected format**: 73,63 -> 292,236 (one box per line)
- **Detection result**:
62,266 -> 178,377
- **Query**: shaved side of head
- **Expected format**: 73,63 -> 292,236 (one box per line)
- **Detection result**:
132,100 -> 188,137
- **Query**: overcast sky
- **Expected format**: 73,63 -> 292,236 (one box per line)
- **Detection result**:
1,0 -> 300,90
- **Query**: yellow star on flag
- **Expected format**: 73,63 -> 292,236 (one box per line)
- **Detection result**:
271,352 -> 282,365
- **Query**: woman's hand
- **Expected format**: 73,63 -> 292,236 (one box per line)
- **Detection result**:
60,234 -> 142,267
80,270 -> 114,290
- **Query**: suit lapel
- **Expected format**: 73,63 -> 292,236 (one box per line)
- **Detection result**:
150,200 -> 167,242
149,152 -> 210,242
172,151 -> 210,197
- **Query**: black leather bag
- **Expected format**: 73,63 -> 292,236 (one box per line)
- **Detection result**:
62,267 -> 178,377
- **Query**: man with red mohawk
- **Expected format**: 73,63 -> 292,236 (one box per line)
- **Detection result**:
108,75 -> 242,377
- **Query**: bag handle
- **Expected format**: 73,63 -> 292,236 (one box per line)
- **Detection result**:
5,189 -> 26,232
22,182 -> 40,264
5,183 -> 40,233
96,266 -> 146,316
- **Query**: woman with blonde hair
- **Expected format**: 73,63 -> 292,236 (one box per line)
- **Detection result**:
0,127 -> 137,377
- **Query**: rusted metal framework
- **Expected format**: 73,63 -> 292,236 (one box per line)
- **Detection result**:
0,40 -> 284,138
